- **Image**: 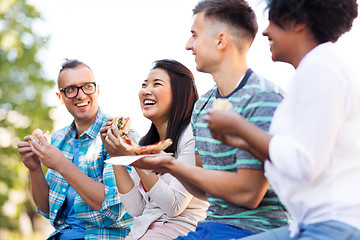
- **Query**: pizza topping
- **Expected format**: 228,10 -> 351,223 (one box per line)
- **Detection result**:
121,135 -> 134,146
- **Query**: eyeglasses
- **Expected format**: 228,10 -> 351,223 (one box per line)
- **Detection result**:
59,82 -> 97,99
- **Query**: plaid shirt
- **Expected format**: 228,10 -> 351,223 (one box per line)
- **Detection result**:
38,108 -> 135,239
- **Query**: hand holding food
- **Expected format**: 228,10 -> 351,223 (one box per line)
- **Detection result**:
106,116 -> 173,155
212,98 -> 233,111
112,116 -> 131,135
30,129 -> 50,144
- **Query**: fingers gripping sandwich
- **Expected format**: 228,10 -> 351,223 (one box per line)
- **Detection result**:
30,128 -> 50,144
113,116 -> 173,154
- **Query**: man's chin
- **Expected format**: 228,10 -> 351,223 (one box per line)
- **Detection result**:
73,111 -> 96,122
196,65 -> 206,73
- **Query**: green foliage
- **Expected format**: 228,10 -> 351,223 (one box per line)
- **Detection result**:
0,0 -> 54,232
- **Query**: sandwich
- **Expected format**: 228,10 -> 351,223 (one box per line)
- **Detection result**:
212,98 -> 233,111
112,116 -> 131,135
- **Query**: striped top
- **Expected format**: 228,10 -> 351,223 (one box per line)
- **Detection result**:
191,69 -> 290,233
38,108 -> 134,239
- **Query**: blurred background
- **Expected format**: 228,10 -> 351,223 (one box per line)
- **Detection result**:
1,0 -> 359,239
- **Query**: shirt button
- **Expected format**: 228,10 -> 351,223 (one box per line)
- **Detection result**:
62,188 -> 66,192
54,210 -> 58,213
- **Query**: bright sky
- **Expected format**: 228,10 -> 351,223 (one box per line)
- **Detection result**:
29,0 -> 360,136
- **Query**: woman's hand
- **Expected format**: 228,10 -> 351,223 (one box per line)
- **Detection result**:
204,109 -> 249,150
204,109 -> 241,134
101,119 -> 136,157
210,131 -> 249,150
131,154 -> 175,173
100,118 -> 116,155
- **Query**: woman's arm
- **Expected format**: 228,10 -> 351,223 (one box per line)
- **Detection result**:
113,165 -> 146,217
205,110 -> 272,162
132,131 -> 208,216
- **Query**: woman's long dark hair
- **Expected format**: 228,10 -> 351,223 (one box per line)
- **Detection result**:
139,59 -> 199,155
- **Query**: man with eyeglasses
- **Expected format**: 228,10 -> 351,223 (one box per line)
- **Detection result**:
17,59 -> 135,239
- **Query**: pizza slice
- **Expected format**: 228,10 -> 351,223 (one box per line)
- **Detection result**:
120,135 -> 173,155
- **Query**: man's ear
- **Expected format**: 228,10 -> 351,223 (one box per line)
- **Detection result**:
216,31 -> 229,50
56,91 -> 64,104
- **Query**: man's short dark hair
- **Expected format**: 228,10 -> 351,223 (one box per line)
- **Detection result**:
59,59 -> 91,74
193,0 -> 258,41
266,0 -> 358,43
57,59 -> 92,87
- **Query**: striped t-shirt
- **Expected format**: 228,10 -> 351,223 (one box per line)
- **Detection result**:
191,69 -> 290,233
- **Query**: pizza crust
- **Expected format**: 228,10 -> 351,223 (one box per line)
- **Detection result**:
120,136 -> 173,154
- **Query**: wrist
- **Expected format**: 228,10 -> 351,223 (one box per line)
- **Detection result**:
28,164 -> 44,174
234,116 -> 246,135
55,157 -> 71,174
165,157 -> 177,174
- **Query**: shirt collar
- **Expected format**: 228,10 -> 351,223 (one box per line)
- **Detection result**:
63,108 -> 107,141
215,68 -> 253,99
297,42 -> 332,70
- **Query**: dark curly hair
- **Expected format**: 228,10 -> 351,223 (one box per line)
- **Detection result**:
266,0 -> 358,43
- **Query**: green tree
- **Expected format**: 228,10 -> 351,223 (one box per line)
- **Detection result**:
0,0 -> 54,234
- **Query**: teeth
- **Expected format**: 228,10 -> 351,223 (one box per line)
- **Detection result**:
144,100 -> 156,105
76,102 -> 88,107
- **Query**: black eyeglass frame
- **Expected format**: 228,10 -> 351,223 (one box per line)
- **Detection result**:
59,82 -> 97,99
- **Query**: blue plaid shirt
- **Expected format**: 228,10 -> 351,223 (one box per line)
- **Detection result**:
38,108 -> 135,239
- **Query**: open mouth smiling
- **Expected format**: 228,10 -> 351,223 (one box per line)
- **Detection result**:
144,100 -> 156,106
75,102 -> 89,107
